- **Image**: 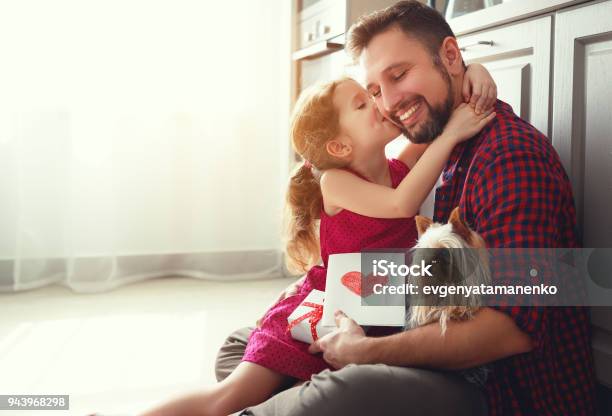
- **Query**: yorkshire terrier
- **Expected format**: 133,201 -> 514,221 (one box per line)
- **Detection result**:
405,207 -> 491,335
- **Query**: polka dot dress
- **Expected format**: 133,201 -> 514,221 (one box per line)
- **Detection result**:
242,158 -> 418,380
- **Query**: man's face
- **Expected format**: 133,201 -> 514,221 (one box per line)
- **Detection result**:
361,27 -> 454,143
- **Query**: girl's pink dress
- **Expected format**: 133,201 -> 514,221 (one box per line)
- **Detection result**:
242,158 -> 419,380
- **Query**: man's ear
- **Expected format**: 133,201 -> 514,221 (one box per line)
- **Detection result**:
326,137 -> 352,159
438,36 -> 464,76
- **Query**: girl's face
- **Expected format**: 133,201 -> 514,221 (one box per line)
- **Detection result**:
333,79 -> 400,158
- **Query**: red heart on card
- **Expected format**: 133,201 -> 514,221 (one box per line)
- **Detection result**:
341,271 -> 389,297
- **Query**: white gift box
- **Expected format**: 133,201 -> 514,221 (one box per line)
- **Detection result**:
287,289 -> 334,344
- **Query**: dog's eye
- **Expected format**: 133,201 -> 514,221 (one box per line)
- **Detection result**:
433,248 -> 450,265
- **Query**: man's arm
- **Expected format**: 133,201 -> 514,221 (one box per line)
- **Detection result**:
359,307 -> 533,370
362,142 -> 565,370
309,307 -> 532,370
357,146 -> 553,369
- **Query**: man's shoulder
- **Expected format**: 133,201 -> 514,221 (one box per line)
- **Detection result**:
471,100 -> 559,170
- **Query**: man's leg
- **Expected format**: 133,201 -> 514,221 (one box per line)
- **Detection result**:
214,327 -> 299,391
239,363 -> 488,416
214,327 -> 253,382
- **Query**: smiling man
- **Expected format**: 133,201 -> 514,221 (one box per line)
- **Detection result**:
215,2 -> 598,415
360,23 -> 456,146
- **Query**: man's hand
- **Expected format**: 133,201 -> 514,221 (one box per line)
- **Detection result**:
256,275 -> 306,327
308,310 -> 369,369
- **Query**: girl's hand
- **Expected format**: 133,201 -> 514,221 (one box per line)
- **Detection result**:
442,103 -> 496,144
463,63 -> 497,115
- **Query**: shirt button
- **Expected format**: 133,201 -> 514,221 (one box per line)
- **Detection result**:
457,166 -> 463,173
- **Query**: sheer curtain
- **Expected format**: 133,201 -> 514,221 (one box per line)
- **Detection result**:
0,0 -> 292,292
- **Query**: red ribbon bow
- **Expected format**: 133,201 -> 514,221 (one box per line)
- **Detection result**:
286,301 -> 323,342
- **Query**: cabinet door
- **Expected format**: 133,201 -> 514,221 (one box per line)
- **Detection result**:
553,0 -> 612,389
458,16 -> 551,137
299,49 -> 349,90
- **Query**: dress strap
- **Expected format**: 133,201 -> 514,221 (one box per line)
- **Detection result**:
388,158 -> 410,188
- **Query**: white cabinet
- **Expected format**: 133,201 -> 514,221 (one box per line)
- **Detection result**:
458,16 -> 552,137
552,0 -> 612,389
457,0 -> 612,391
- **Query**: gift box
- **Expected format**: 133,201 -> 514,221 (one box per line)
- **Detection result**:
287,289 -> 334,344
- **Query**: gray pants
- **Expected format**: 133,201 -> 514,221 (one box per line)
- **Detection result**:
215,327 -> 488,416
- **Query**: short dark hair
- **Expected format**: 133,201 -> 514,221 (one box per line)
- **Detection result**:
346,0 -> 455,62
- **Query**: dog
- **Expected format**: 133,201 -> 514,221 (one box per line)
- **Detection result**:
405,207 -> 491,334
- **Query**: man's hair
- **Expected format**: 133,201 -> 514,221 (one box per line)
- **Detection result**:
347,0 -> 456,62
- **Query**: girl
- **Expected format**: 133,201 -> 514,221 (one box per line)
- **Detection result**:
139,64 -> 496,416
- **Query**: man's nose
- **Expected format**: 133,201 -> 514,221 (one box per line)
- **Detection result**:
381,85 -> 402,115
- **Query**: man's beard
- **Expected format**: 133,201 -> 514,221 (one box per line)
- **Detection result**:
399,67 -> 454,144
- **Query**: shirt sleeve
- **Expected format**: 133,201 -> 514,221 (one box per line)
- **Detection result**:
468,144 -> 567,350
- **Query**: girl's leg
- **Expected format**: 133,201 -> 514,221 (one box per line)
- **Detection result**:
138,362 -> 287,416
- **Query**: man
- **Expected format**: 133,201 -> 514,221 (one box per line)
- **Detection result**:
216,2 -> 598,415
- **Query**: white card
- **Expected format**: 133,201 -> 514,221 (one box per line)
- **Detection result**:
322,252 -> 406,327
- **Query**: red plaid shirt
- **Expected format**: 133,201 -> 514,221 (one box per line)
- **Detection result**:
433,100 -> 598,415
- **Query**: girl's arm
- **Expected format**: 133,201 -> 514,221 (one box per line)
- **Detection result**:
321,104 -> 496,219
396,63 -> 497,170
462,62 -> 497,114
397,142 -> 430,170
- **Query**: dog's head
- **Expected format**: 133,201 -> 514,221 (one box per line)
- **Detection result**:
414,207 -> 486,250
406,207 -> 490,333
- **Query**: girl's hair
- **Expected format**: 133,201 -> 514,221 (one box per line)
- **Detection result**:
283,77 -> 351,274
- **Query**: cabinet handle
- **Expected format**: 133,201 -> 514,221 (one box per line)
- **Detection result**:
459,40 -> 494,51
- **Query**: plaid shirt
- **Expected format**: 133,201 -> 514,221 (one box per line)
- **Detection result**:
433,100 -> 598,415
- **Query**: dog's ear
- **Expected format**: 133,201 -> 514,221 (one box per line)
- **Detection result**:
415,215 -> 433,237
449,207 -> 472,242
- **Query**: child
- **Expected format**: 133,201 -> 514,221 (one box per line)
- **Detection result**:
138,64 -> 496,416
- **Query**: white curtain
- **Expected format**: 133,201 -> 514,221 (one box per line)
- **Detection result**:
0,0 -> 292,292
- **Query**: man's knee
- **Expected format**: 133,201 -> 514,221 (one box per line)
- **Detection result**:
214,327 -> 253,382
296,364 -> 398,415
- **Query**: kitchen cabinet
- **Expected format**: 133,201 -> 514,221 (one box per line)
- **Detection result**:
458,16 -> 552,137
455,0 -> 612,251
296,0 -> 400,52
454,0 -> 612,396
293,0 -> 397,91
552,0 -> 612,389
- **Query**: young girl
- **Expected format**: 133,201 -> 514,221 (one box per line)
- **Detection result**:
138,65 -> 496,416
